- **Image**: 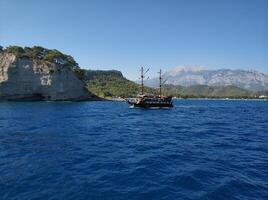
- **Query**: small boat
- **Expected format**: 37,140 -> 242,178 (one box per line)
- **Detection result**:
127,67 -> 173,108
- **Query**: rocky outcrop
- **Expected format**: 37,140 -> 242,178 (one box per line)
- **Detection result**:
0,52 -> 98,101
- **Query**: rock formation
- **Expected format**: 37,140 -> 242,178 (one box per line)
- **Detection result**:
0,46 -> 98,101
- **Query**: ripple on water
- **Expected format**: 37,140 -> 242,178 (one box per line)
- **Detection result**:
0,100 -> 267,200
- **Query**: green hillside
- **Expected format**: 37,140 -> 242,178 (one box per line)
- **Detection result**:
2,46 -> 79,70
163,85 -> 254,98
84,70 -> 156,98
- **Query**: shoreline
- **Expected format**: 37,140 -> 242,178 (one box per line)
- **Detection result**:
107,97 -> 267,101
0,97 -> 267,102
175,98 -> 268,101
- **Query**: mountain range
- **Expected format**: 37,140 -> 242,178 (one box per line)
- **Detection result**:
145,66 -> 268,91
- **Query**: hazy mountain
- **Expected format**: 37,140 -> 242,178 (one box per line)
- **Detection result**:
145,66 -> 268,91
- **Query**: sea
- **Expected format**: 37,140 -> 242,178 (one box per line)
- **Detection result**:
0,99 -> 267,200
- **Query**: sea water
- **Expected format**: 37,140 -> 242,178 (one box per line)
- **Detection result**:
0,100 -> 267,199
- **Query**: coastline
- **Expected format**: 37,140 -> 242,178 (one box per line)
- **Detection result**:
105,97 -> 268,102
0,96 -> 266,102
172,97 -> 268,101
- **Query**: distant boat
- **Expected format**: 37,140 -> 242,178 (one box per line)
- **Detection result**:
127,67 -> 173,108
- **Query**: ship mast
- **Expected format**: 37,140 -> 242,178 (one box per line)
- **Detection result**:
159,69 -> 162,97
141,67 -> 144,95
158,69 -> 167,97
140,67 -> 149,95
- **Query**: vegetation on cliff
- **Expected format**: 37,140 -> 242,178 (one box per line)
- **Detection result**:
2,46 -> 79,70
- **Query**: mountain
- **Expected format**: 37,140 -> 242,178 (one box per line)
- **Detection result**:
0,46 -> 98,101
146,66 -> 268,91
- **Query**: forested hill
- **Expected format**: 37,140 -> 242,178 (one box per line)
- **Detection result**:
83,70 -> 156,98
163,84 -> 255,99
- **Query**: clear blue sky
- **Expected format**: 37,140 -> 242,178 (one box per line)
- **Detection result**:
0,0 -> 267,80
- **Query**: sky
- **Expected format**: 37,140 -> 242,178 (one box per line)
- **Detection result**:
0,0 -> 267,80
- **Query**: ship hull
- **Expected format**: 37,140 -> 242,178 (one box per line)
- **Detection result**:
127,97 -> 173,108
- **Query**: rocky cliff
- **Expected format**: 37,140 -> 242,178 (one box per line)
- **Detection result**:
0,46 -> 98,101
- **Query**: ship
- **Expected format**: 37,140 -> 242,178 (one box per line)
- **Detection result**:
127,67 -> 173,108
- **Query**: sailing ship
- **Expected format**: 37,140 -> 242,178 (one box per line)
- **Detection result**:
127,67 -> 173,108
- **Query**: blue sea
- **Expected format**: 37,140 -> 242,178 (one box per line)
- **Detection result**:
0,100 -> 267,200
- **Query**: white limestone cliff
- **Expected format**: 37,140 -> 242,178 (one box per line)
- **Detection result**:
0,52 -> 97,101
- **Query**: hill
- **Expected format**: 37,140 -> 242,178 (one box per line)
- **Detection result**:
83,70 -> 156,98
163,84 -> 255,98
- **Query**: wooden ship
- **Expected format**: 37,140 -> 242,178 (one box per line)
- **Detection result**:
127,67 -> 173,108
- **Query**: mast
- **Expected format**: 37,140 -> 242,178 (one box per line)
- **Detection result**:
140,67 -> 149,95
141,67 -> 144,95
159,69 -> 162,97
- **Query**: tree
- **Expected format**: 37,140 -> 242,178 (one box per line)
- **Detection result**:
5,46 -> 25,56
